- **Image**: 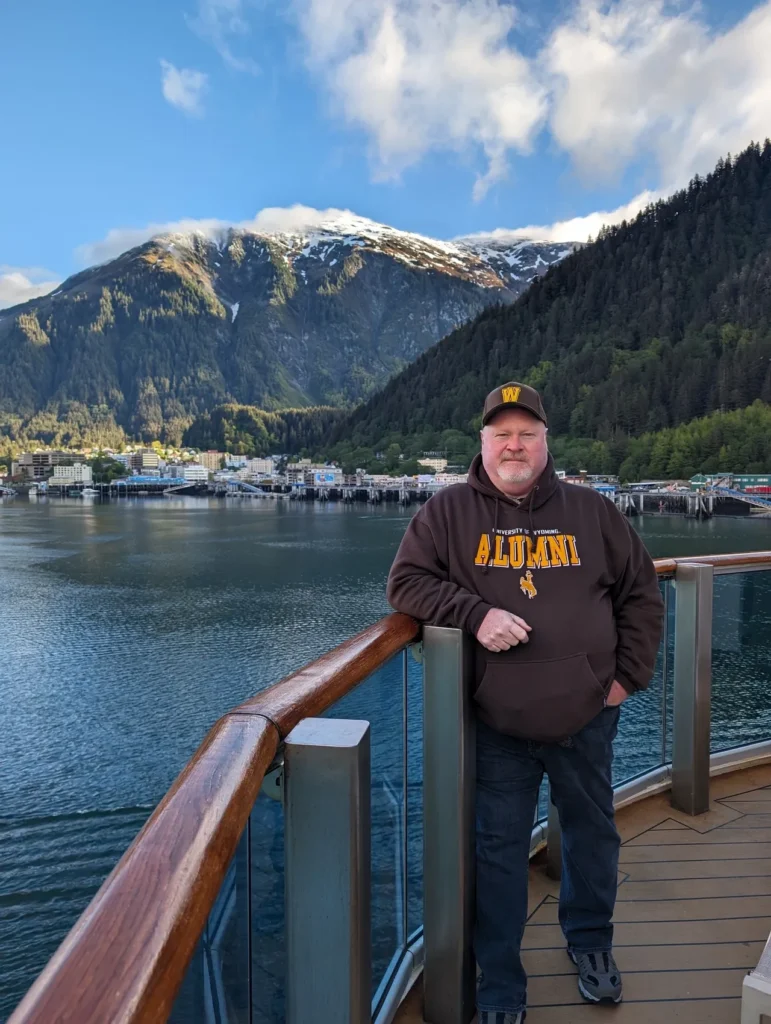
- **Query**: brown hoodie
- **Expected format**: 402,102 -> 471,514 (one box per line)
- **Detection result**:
387,453 -> 664,743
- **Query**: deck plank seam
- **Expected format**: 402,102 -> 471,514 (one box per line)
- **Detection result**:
525,939 -> 771,950
526,966 -> 761,978
619,873 -> 771,881
614,892 -> 771,901
528,914 -> 771,926
530,995 -> 741,1007
623,840 -> 771,846
525,895 -> 552,923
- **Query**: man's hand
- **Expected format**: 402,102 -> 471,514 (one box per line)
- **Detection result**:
476,608 -> 532,652
605,680 -> 629,707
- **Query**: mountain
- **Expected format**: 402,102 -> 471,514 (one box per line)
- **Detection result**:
0,214 -> 575,445
331,142 -> 771,475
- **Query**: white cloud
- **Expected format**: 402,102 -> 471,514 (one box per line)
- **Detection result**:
76,205 -> 379,266
189,0 -> 259,73
0,267 -> 61,311
291,0 -> 771,200
76,218 -> 231,266
160,60 -> 209,116
460,190 -> 659,243
294,0 -> 548,198
78,193 -> 661,271
545,0 -> 771,191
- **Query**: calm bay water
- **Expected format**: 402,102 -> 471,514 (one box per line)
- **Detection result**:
1,497 -> 770,1017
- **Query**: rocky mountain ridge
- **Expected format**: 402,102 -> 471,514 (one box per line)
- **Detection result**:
0,214 -> 576,444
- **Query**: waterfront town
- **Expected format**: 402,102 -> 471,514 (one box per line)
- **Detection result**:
2,445 -> 771,514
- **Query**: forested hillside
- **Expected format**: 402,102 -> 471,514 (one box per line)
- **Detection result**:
182,404 -> 345,456
335,142 -> 771,458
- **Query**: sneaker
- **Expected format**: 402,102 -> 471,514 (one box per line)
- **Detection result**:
478,1012 -> 526,1024
569,948 -> 623,1004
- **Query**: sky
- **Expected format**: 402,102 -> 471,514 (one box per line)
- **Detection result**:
1,0 -> 770,308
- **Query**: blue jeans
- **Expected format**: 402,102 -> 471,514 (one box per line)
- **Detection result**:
474,707 -> 621,1016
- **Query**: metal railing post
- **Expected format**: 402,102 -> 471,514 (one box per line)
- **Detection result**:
422,626 -> 476,1024
284,718 -> 371,1024
671,563 -> 713,815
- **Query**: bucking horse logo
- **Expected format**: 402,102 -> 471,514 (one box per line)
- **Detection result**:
519,570 -> 537,599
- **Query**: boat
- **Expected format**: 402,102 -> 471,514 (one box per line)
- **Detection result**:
80,487 -> 99,497
7,549 -> 771,1024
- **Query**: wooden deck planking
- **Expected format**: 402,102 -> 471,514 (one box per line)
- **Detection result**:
394,764 -> 771,1023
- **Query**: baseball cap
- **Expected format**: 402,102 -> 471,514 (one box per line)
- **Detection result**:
482,381 -> 547,426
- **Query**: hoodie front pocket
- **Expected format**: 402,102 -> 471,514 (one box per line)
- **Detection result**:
474,652 -> 607,743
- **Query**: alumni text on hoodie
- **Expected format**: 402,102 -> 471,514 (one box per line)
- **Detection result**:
386,454 -> 664,743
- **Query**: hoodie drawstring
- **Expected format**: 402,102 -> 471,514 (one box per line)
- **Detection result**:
483,497 -> 500,575
484,487 -> 537,576
528,485 -> 537,542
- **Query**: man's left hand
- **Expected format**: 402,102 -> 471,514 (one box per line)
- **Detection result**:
605,680 -> 629,707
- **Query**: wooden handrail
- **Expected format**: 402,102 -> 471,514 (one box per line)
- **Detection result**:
653,550 -> 771,576
234,611 -> 420,732
8,612 -> 420,1024
8,553 -> 771,1023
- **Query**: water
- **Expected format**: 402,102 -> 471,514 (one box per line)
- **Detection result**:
0,498 -> 769,1018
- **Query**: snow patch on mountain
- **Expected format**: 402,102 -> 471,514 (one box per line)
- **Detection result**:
151,211 -> 578,296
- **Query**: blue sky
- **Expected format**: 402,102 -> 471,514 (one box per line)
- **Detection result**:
1,0 -> 769,307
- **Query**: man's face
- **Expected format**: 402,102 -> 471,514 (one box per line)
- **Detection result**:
481,408 -> 548,492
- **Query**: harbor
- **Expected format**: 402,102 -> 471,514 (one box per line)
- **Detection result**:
7,477 -> 771,518
2,497 -> 770,1024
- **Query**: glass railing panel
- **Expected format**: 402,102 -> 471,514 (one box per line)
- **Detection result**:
711,569 -> 771,753
612,578 -> 672,785
406,644 -> 423,941
249,788 -> 286,1024
170,820 -> 252,1024
327,649 -> 408,1008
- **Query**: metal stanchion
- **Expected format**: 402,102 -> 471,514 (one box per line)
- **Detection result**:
422,626 -> 476,1024
284,718 -> 371,1024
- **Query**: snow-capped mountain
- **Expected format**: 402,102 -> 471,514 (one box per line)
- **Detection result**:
0,214 -> 578,443
149,213 -> 577,300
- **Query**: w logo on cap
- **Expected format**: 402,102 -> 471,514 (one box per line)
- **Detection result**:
502,386 -> 521,403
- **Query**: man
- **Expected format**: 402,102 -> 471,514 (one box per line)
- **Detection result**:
387,382 -> 664,1024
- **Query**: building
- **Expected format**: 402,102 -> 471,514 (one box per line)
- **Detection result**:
245,457 -> 275,477
434,473 -> 468,485
418,458 -> 448,473
690,473 -> 771,492
50,463 -> 93,487
311,467 -> 344,486
182,464 -> 208,483
12,450 -> 79,480
591,483 -> 618,496
198,451 -> 225,472
126,450 -> 161,473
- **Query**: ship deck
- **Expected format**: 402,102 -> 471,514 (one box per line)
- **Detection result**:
396,764 -> 771,1023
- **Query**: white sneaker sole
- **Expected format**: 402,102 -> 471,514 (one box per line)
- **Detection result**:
577,978 -> 623,1004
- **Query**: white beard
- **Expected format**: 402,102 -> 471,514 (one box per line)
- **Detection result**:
498,460 -> 535,484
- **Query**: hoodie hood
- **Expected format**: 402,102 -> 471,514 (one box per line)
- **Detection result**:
468,452 -> 560,570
